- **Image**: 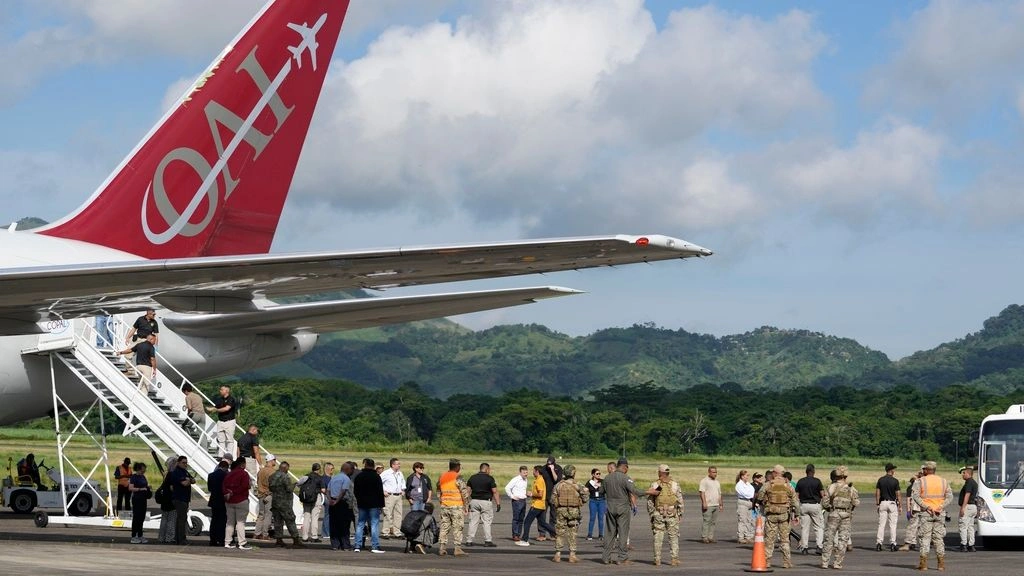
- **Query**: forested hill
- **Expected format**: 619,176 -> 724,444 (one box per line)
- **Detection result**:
240,305 -> 1024,397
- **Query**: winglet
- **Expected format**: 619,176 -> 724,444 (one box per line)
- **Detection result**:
38,0 -> 351,259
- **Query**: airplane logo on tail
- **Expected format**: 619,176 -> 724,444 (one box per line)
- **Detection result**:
287,13 -> 328,71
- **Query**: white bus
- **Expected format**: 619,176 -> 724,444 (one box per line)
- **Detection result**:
976,404 -> 1024,540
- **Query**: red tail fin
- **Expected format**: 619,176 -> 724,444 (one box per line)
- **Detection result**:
39,0 -> 350,258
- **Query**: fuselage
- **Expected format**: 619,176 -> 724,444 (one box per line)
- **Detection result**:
0,231 -> 315,424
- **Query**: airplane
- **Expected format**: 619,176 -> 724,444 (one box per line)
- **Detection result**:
287,13 -> 328,71
0,0 -> 712,426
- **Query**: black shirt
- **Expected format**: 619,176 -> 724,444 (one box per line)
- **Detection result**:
237,433 -> 259,458
131,341 -> 156,367
467,472 -> 497,501
130,473 -> 149,504
132,315 -> 159,339
876,475 -> 901,502
213,395 -> 237,421
959,478 -> 978,506
353,468 -> 385,509
796,476 -> 824,503
540,464 -> 563,497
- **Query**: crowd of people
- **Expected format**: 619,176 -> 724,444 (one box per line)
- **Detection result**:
112,447 -> 973,571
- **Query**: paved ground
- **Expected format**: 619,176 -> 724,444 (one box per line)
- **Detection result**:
0,496 -> 1018,574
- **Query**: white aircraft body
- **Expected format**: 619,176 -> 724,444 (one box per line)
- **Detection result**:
0,0 -> 711,425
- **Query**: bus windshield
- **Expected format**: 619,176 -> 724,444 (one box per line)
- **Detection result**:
980,419 -> 1024,489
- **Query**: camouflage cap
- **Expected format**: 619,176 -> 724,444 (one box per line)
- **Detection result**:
658,464 -> 671,473
922,461 -> 937,471
772,464 -> 785,475
835,465 -> 848,478
563,465 -> 576,478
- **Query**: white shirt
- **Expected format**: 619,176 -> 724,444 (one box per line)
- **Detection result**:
381,468 -> 404,494
505,475 -> 528,500
735,480 -> 755,500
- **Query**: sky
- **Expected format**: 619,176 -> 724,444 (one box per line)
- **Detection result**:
2,0 -> 1024,360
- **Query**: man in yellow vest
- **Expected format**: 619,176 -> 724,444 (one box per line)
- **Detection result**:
647,464 -> 683,567
756,464 -> 800,569
911,461 -> 953,571
437,459 -> 471,557
550,464 -> 589,563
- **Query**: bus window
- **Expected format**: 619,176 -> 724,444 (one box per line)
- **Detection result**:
980,419 -> 1024,488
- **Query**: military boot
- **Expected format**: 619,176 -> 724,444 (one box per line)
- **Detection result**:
454,546 -> 467,556
783,559 -> 792,568
670,558 -> 680,566
438,547 -> 447,556
275,538 -> 287,548
937,556 -> 945,571
568,553 -> 579,563
917,556 -> 928,571
292,537 -> 305,548
898,543 -> 911,552
653,558 -> 660,567
553,551 -> 561,563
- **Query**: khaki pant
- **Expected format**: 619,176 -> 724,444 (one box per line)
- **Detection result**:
215,419 -> 236,459
799,502 -> 824,549
135,365 -> 154,394
876,500 -> 899,545
255,494 -> 272,536
736,499 -> 754,541
701,505 -> 719,540
904,510 -> 921,545
468,499 -> 494,543
225,501 -> 248,546
764,516 -> 792,566
302,500 -> 323,540
382,494 -> 404,537
958,504 -> 977,546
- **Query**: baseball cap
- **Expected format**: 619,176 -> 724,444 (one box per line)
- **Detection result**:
835,465 -> 849,478
772,464 -> 785,475
885,463 -> 897,471
266,454 -> 276,461
546,455 -> 557,465
658,464 -> 670,473
616,458 -> 629,467
922,461 -> 937,470
958,466 -> 972,474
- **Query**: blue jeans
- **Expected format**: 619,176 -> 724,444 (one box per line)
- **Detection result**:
522,506 -> 554,541
321,507 -> 330,538
411,500 -> 425,512
354,507 -> 381,550
588,498 -> 606,537
511,499 -> 527,537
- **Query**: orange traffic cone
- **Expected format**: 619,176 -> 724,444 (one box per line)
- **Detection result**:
744,514 -> 774,573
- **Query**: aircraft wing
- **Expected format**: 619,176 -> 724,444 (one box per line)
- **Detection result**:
163,286 -> 580,336
0,233 -> 710,333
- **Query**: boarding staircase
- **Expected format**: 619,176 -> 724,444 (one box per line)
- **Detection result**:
24,318 -> 304,528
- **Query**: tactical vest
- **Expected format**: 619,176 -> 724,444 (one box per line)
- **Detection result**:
439,471 -> 462,507
830,483 -> 854,511
766,481 -> 791,515
919,475 -> 947,511
655,480 -> 679,508
555,481 -> 582,508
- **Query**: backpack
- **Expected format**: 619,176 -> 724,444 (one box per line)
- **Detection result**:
401,510 -> 427,538
154,480 -> 173,510
299,474 -> 320,504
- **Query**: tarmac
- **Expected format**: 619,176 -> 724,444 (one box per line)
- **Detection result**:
1,495 -> 1019,574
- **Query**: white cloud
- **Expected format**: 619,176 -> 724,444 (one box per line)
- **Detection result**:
774,119 -> 945,220
295,1 -> 828,239
868,0 -> 1024,111
0,150 -> 106,223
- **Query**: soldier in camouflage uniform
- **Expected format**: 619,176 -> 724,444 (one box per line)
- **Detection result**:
821,465 -> 860,569
550,464 -> 589,563
912,461 -> 953,571
756,464 -> 800,569
268,461 -> 305,548
437,459 -> 472,556
647,464 -> 683,567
